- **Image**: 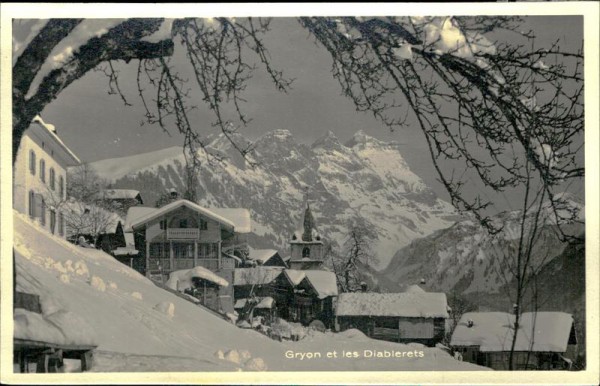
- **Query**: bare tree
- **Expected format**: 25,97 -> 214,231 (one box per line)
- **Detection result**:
13,16 -> 584,369
329,218 -> 378,293
299,16 -> 584,370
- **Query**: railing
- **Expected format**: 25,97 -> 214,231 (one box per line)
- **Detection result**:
149,258 -> 171,271
149,257 -> 235,272
167,228 -> 199,240
173,259 -> 195,270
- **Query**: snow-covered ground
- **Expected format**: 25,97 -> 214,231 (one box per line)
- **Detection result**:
12,211 -> 485,372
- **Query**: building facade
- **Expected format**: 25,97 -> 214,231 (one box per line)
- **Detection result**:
335,292 -> 449,346
450,311 -> 578,370
13,116 -> 81,237
126,200 -> 250,279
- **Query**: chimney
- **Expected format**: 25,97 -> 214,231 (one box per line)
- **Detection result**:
467,319 -> 474,328
512,303 -> 519,315
420,278 -> 426,285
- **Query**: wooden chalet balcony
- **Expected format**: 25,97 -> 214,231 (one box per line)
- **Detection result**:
167,228 -> 199,240
148,257 -> 235,272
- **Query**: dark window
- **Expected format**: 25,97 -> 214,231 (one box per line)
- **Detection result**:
28,190 -> 35,217
40,198 -> 46,225
59,176 -> 65,199
49,168 -> 55,190
59,212 -> 64,236
50,210 -> 56,234
179,219 -> 188,228
39,159 -> 46,183
29,150 -> 36,175
199,218 -> 208,230
160,219 -> 167,230
302,247 -> 311,258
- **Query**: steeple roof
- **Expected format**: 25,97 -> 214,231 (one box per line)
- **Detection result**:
302,203 -> 315,241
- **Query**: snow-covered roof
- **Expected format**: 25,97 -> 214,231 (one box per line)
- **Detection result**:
336,292 -> 449,318
98,189 -> 141,200
234,297 -> 275,309
233,267 -> 284,286
30,116 -> 81,166
404,284 -> 426,294
450,312 -> 574,353
113,246 -> 139,256
303,270 -> 338,299
130,200 -> 235,231
124,206 -> 157,231
209,208 -> 252,233
14,308 -> 98,347
124,232 -> 135,247
166,266 -> 229,291
247,248 -> 279,264
282,269 -> 306,286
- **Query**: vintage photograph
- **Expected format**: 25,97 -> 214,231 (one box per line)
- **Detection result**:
2,3 -> 598,384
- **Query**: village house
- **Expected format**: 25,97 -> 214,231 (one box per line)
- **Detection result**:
124,199 -> 251,312
231,203 -> 338,328
96,188 -> 144,217
335,292 -> 449,346
450,311 -> 578,370
232,267 -> 338,328
13,115 -> 81,237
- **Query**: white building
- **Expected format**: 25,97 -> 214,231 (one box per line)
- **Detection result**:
13,116 -> 81,237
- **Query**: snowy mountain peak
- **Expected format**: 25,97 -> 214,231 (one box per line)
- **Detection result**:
261,129 -> 293,142
92,130 -> 458,270
311,130 -> 343,151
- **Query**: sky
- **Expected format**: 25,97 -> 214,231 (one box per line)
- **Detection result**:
12,15 -> 584,210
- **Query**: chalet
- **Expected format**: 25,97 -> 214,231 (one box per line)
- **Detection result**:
96,189 -> 144,217
287,270 -> 338,328
124,200 -> 251,277
232,267 -> 338,328
450,312 -> 578,370
234,296 -> 277,324
13,115 -> 81,237
13,292 -> 96,373
335,292 -> 449,346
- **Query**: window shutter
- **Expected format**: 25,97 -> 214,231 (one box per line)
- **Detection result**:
29,150 -> 36,175
29,191 -> 36,217
59,213 -> 64,236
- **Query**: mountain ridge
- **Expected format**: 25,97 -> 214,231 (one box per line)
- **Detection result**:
89,129 -> 459,270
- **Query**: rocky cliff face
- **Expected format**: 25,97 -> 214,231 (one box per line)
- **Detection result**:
89,129 -> 459,269
376,196 -> 584,303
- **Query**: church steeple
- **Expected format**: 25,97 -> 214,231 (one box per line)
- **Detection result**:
290,187 -> 325,270
302,203 -> 315,242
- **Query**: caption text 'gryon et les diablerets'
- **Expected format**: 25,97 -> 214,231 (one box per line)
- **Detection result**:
284,349 -> 426,361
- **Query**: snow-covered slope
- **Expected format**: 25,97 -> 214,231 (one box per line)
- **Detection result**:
13,211 -> 485,372
89,130 -> 459,270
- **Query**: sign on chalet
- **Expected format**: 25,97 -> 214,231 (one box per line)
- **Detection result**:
450,312 -> 578,370
335,292 -> 449,346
